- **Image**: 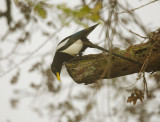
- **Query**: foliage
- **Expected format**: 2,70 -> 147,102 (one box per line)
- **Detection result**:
57,3 -> 101,25
34,2 -> 47,18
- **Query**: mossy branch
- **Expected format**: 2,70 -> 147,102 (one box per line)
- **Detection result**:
65,29 -> 160,84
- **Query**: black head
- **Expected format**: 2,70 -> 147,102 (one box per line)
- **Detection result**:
51,52 -> 74,81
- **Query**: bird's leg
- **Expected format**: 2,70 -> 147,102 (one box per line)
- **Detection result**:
78,52 -> 83,57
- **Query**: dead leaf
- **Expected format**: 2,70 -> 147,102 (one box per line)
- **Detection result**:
127,89 -> 144,105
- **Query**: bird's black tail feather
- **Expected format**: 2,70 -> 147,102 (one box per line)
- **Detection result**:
84,41 -> 142,66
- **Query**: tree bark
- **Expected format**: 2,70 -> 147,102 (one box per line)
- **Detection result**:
65,30 -> 160,84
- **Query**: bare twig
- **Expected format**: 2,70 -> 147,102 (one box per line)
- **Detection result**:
138,39 -> 159,80
129,30 -> 147,39
117,0 -> 158,14
0,28 -> 62,78
143,72 -> 148,97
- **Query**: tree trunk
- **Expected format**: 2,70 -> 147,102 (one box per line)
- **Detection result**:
65,30 -> 160,84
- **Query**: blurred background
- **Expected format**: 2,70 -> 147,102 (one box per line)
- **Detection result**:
0,0 -> 160,122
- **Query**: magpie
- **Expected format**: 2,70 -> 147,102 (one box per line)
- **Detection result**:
51,24 -> 142,81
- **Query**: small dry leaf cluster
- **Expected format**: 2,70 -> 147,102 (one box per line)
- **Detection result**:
127,89 -> 144,105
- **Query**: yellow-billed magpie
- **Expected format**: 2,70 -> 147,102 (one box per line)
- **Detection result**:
51,24 -> 141,81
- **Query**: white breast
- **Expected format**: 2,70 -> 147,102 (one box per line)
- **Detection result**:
61,39 -> 83,56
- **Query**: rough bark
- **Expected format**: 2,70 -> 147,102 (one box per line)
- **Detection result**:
65,29 -> 160,84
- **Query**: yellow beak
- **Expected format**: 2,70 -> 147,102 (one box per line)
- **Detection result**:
56,72 -> 61,81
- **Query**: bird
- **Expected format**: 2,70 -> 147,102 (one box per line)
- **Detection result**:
51,24 -> 142,81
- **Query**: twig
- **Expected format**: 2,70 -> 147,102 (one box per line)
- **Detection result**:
123,80 -> 139,89
143,72 -> 148,97
129,30 -> 147,39
117,0 -> 158,14
137,39 -> 159,80
0,28 -> 62,78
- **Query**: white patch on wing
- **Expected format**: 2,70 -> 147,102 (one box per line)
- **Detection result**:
56,38 -> 69,50
61,39 -> 83,56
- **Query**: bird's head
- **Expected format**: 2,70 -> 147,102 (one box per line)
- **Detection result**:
51,52 -> 74,81
51,52 -> 64,81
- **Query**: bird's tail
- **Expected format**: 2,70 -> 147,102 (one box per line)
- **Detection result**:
73,24 -> 99,39
84,23 -> 99,37
85,41 -> 142,66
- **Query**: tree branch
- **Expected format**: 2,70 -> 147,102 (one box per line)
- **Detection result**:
65,29 -> 160,84
0,0 -> 12,25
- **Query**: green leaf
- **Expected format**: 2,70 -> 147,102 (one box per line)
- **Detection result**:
34,4 -> 47,19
